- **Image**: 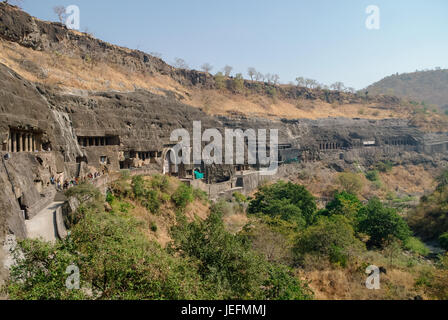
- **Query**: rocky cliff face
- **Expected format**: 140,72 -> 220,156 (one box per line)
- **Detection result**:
1,3 -> 448,286
0,3 -> 400,105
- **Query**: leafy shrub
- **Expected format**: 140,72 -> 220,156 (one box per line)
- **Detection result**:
131,175 -> 146,200
193,188 -> 209,203
150,222 -> 158,233
321,191 -> 363,222
172,184 -> 194,210
375,161 -> 394,173
119,202 -> 133,214
408,186 -> 448,241
263,264 -> 313,300
436,169 -> 448,191
357,198 -> 411,247
439,233 -> 448,250
293,215 -> 365,267
233,192 -> 247,204
365,170 -> 380,182
266,87 -> 277,98
171,203 -> 313,300
106,191 -> 115,204
214,72 -> 226,90
7,209 -> 204,300
404,237 -> 430,256
248,181 -> 316,225
231,73 -> 245,93
336,172 -> 364,195
150,174 -> 170,193
65,183 -> 102,202
145,189 -> 161,214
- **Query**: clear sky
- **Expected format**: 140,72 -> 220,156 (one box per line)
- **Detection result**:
19,0 -> 448,89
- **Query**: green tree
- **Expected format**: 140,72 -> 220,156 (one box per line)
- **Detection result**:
439,233 -> 448,250
171,203 -> 313,300
336,172 -> 364,195
232,73 -> 245,93
293,215 -> 364,267
321,191 -> 363,222
171,183 -> 194,210
214,72 -> 226,90
436,169 -> 448,191
248,181 -> 316,225
357,198 -> 411,247
6,240 -> 86,300
365,170 -> 380,182
7,209 -> 205,300
131,175 -> 146,200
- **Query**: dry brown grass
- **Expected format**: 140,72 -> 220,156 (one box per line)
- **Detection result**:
379,165 -> 437,196
0,39 -> 183,95
301,266 -> 425,300
0,38 -> 411,121
222,212 -> 249,234
291,163 -> 437,202
128,196 -> 210,248
187,87 -> 407,120
112,175 -> 211,248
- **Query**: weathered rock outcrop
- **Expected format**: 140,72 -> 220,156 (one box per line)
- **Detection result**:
1,3 -> 448,287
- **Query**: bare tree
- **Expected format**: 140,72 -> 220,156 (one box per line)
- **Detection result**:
330,82 -> 345,91
304,78 -> 314,89
3,0 -> 23,7
308,79 -> 320,89
150,52 -> 162,59
346,87 -> 356,94
272,74 -> 280,85
265,73 -> 272,84
173,58 -> 189,70
295,77 -> 305,87
223,65 -> 233,77
255,72 -> 264,82
247,67 -> 257,81
200,63 -> 213,74
53,6 -> 66,24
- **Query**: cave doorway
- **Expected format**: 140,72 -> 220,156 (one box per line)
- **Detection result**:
17,196 -> 29,220
163,149 -> 178,176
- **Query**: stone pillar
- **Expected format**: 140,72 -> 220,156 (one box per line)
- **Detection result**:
35,136 -> 41,151
12,132 -> 16,152
7,132 -> 12,152
31,135 -> 35,152
24,134 -> 29,152
18,133 -> 22,152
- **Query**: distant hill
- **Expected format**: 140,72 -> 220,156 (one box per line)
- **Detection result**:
366,69 -> 448,111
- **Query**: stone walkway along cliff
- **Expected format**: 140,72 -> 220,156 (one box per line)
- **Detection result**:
25,201 -> 65,242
